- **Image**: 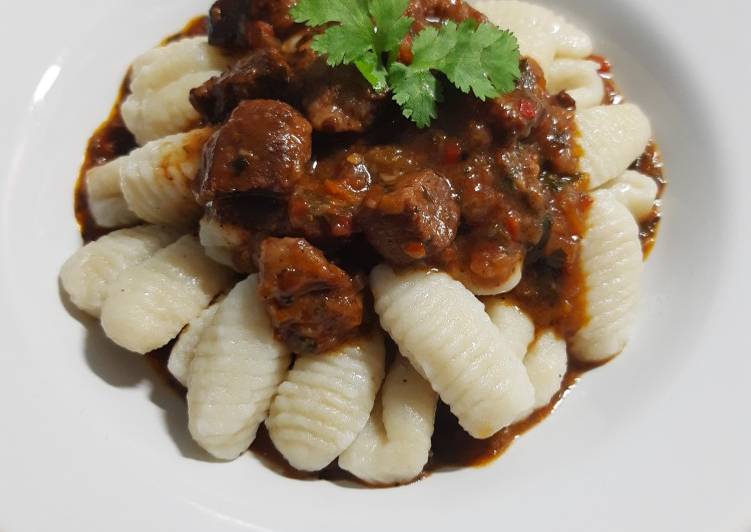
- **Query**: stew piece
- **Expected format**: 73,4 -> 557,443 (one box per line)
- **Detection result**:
196,99 -> 312,202
190,48 -> 293,123
208,0 -> 298,48
406,0 -> 486,29
298,61 -> 387,133
358,170 -> 460,265
208,0 -> 251,49
258,237 -> 364,354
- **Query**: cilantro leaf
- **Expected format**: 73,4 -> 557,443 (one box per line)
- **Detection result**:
311,24 -> 373,66
439,21 -> 518,100
389,62 -> 441,128
368,0 -> 413,55
409,25 -> 456,69
481,28 -> 522,94
294,0 -> 374,66
291,0 -> 521,127
290,0 -> 368,26
355,51 -> 389,92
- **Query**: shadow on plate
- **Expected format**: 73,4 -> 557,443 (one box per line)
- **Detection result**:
58,278 -> 220,463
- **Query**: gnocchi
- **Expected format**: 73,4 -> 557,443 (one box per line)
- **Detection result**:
473,0 -> 592,75
547,59 -> 604,109
188,276 -> 291,460
168,298 -> 223,387
84,158 -> 139,229
339,357 -> 438,485
577,104 -> 652,189
371,266 -> 535,439
100,235 -> 235,354
122,70 -> 220,145
571,191 -> 644,362
60,225 -> 180,317
602,170 -> 660,222
486,299 -> 536,362
266,334 -> 386,472
119,128 -> 212,227
463,261 -> 523,297
524,331 -> 568,409
130,36 -> 231,95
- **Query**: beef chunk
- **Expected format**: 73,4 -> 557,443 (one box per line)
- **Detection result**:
496,144 -> 546,212
197,100 -> 312,202
298,62 -> 385,133
407,0 -> 486,29
289,149 -> 373,239
207,0 -> 297,49
437,232 -> 525,290
258,238 -> 363,354
251,0 -> 298,35
190,48 -> 293,123
358,170 -> 460,265
534,105 -> 579,176
208,0 -> 251,49
246,20 -> 282,50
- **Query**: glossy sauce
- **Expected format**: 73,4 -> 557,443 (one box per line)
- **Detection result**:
74,76 -> 136,243
76,16 -> 664,485
632,141 -> 666,258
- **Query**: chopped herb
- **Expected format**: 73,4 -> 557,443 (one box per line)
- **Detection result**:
290,0 -> 521,127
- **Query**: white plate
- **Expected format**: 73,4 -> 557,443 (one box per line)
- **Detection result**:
1,1 -> 750,530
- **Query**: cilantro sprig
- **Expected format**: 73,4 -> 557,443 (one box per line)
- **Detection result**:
290,0 -> 521,127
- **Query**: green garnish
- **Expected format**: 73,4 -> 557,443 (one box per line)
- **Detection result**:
290,0 -> 521,127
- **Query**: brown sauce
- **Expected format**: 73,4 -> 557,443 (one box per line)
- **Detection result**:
589,54 -> 625,106
74,77 -> 136,243
75,13 -> 665,486
631,142 -> 667,258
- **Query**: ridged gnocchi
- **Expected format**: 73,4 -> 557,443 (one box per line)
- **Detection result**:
548,59 -> 604,109
462,261 -> 523,297
122,37 -> 230,145
371,266 -> 535,439
198,214 -> 247,271
60,225 -> 181,317
84,158 -> 139,229
130,36 -> 231,95
100,235 -> 236,354
266,334 -> 386,472
524,331 -> 568,409
168,299 -> 222,387
486,302 -> 568,409
577,104 -> 652,190
339,356 -> 438,485
119,128 -> 212,227
571,191 -> 643,362
188,276 -> 291,460
122,70 -> 219,145
473,0 -> 592,75
602,170 -> 659,222
486,299 -> 536,362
